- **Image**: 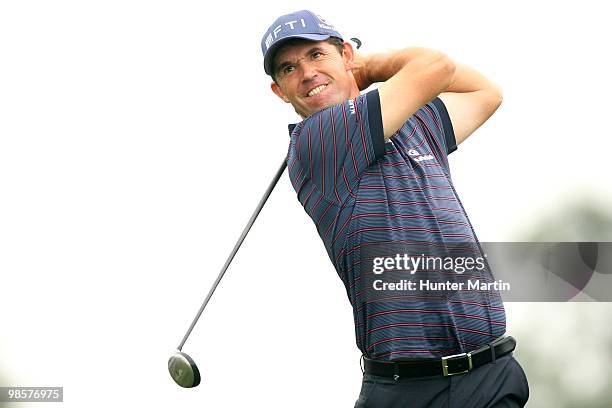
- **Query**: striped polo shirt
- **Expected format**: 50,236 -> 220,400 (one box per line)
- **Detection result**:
286,89 -> 506,361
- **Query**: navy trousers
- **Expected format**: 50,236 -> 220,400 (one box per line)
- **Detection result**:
354,353 -> 529,408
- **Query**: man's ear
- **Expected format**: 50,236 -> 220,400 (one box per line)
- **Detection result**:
342,41 -> 355,71
271,81 -> 290,103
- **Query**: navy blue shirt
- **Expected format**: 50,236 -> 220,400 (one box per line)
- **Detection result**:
287,90 -> 506,360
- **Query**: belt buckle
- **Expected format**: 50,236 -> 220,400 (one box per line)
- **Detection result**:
441,352 -> 473,376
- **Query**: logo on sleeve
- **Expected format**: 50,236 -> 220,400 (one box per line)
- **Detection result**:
348,99 -> 355,115
408,149 -> 434,162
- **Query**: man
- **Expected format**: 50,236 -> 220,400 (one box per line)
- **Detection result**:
261,10 -> 529,407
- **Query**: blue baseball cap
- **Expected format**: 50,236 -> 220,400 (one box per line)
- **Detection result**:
261,10 -> 343,76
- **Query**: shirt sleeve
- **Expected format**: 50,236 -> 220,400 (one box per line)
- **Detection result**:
288,90 -> 385,204
431,97 -> 457,155
410,97 -> 457,175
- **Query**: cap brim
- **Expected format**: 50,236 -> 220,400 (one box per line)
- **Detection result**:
264,33 -> 333,76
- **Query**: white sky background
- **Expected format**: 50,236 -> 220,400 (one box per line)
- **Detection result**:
1,1 -> 611,407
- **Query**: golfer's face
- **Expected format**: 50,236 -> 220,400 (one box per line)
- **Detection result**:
272,41 -> 352,118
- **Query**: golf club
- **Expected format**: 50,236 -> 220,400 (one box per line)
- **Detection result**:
168,37 -> 362,389
169,158 -> 287,388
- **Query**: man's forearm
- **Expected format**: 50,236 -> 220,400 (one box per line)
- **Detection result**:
362,48 -> 499,94
364,47 -> 432,85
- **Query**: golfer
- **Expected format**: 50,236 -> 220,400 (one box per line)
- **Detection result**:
261,10 -> 529,407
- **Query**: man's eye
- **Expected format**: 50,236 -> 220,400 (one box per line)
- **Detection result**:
311,51 -> 322,59
283,66 -> 295,75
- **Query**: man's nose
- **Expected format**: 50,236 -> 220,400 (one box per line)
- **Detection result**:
300,60 -> 318,80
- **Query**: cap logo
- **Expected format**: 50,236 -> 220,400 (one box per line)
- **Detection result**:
265,18 -> 308,50
265,33 -> 274,49
316,14 -> 336,31
316,14 -> 327,22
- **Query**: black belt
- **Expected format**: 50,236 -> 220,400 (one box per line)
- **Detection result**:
363,336 -> 516,379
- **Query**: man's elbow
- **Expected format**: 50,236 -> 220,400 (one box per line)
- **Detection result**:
489,84 -> 503,110
477,85 -> 504,120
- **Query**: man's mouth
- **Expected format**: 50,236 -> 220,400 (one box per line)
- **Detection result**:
306,84 -> 328,97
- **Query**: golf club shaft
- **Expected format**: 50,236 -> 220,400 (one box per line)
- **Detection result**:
177,158 -> 288,351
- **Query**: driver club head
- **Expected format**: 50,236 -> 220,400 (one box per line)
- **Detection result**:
169,159 -> 287,389
168,351 -> 201,388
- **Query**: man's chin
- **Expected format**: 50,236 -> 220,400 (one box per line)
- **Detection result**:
302,100 -> 339,117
